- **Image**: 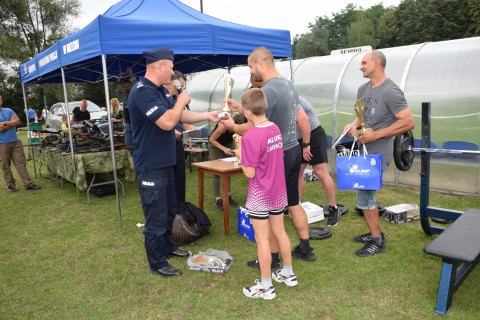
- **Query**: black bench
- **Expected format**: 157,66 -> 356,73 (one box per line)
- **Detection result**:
424,208 -> 480,315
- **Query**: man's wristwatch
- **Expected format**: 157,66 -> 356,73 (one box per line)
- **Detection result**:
302,142 -> 310,148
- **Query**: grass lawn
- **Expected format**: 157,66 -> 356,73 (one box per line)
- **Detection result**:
1,134 -> 480,319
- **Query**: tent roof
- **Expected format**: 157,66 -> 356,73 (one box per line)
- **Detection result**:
19,0 -> 292,84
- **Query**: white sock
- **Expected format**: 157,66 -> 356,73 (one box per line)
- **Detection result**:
282,265 -> 294,276
261,278 -> 273,288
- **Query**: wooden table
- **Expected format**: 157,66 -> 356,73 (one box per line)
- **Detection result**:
192,160 -> 243,234
184,147 -> 209,172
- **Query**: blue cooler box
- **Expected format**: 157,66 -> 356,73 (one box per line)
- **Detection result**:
238,207 -> 255,243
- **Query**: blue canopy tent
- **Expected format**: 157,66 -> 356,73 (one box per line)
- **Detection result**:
19,0 -> 292,225
19,0 -> 292,84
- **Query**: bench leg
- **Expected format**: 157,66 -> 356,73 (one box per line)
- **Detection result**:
435,259 -> 456,315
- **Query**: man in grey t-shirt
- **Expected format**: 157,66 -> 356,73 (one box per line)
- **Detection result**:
223,47 -> 316,268
344,50 -> 415,257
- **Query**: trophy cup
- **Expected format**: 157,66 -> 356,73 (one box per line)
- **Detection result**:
223,74 -> 235,112
353,97 -> 366,132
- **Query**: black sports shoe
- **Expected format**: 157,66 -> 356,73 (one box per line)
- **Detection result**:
25,184 -> 41,190
355,240 -> 386,257
215,199 -> 223,211
353,232 -> 385,244
8,186 -> 16,192
327,206 -> 340,227
150,265 -> 182,277
167,248 -> 191,258
246,258 -> 280,270
291,245 -> 316,261
228,195 -> 238,207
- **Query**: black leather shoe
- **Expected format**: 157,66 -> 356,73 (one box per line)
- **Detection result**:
150,265 -> 182,277
167,248 -> 191,258
25,184 -> 41,190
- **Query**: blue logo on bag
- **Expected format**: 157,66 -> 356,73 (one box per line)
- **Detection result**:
347,163 -> 370,175
353,182 -> 366,189
241,218 -> 251,230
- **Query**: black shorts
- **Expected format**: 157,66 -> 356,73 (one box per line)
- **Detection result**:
248,208 -> 284,220
299,126 -> 328,165
284,144 -> 301,206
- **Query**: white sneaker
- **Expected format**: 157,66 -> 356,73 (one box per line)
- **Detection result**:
272,269 -> 298,287
242,279 -> 276,300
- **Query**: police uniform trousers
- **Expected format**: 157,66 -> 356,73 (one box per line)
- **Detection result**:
173,139 -> 186,207
137,167 -> 178,270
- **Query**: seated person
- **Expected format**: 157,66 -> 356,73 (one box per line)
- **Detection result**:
208,113 -> 247,211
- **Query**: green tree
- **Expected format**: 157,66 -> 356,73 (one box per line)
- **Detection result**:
292,4 -> 360,58
377,9 -> 398,48
292,26 -> 330,59
467,0 -> 480,35
326,4 -> 360,50
0,0 -> 81,118
395,0 -> 475,45
347,14 -> 379,48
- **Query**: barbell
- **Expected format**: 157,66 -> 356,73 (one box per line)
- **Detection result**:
336,131 -> 478,172
393,131 -> 480,171
393,131 -> 415,171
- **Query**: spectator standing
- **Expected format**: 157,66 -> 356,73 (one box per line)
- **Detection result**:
116,80 -> 133,152
41,107 -> 48,122
0,95 -> 41,192
344,50 -> 414,256
208,113 -> 246,211
296,96 -> 340,226
71,100 -> 91,123
164,70 -> 192,207
109,98 -> 124,132
36,109 -> 44,125
26,106 -> 36,123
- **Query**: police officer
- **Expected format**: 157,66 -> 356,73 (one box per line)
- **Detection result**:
128,48 -> 220,277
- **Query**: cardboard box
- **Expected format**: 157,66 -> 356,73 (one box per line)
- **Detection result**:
238,207 -> 255,243
384,204 -> 420,224
296,202 -> 324,224
187,249 -> 233,275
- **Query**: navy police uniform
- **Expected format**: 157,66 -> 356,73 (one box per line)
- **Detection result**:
128,74 -> 179,271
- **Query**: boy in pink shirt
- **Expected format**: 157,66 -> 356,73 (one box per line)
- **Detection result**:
237,88 -> 297,300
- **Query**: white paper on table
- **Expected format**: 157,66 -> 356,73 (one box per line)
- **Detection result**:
183,124 -> 208,134
330,122 -> 354,150
219,157 -> 237,162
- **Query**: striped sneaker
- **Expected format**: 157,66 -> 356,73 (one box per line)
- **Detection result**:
243,280 -> 276,300
272,269 -> 298,287
353,232 -> 385,244
355,240 -> 386,257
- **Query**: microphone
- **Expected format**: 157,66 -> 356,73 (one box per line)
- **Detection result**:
173,80 -> 190,110
173,80 -> 183,93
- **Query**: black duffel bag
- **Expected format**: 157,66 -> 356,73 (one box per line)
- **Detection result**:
172,202 -> 212,246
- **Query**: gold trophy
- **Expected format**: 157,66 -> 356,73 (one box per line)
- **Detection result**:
223,74 -> 235,112
353,97 -> 366,132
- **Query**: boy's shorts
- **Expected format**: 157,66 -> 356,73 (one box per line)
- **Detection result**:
248,208 -> 284,220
